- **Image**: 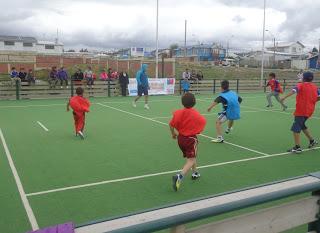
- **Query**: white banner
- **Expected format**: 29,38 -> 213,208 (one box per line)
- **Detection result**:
128,78 -> 175,96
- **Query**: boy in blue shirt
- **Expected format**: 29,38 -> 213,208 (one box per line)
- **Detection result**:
182,78 -> 190,94
207,80 -> 242,143
132,64 -> 150,109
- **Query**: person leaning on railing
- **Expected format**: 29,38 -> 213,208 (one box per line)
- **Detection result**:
48,66 -> 58,89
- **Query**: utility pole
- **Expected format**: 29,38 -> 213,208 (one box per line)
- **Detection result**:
273,37 -> 276,68
260,0 -> 266,87
184,20 -> 187,57
155,0 -> 159,79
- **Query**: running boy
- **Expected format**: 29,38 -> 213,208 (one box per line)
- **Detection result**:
280,71 -> 320,153
67,87 -> 90,139
266,72 -> 287,110
207,80 -> 242,143
169,93 -> 206,191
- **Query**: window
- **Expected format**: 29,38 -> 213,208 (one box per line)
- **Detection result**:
4,41 -> 15,46
136,47 -> 144,52
292,47 -> 297,53
45,44 -> 55,49
23,42 -> 33,47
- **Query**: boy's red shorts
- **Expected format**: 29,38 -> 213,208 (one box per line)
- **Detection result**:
178,135 -> 198,158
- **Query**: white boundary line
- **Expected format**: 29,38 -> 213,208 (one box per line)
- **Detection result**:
37,121 -> 49,132
25,146 -> 320,197
0,129 -> 39,230
97,103 -> 269,156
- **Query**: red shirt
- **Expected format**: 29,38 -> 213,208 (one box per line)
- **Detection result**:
268,79 -> 280,92
170,108 -> 206,136
69,96 -> 90,113
293,82 -> 319,117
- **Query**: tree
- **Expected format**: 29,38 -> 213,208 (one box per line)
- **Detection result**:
312,47 -> 318,54
169,43 -> 179,58
67,49 -> 75,52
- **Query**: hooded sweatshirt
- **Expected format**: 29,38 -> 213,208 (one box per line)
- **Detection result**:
136,64 -> 149,87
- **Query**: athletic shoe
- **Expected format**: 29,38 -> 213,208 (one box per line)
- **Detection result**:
287,146 -> 302,154
66,86 -> 69,89
266,105 -> 273,108
211,136 -> 224,143
225,127 -> 233,134
144,104 -> 150,110
191,172 -> 201,180
60,86 -> 63,89
172,174 -> 181,191
132,101 -> 137,108
78,131 -> 85,140
308,140 -> 318,149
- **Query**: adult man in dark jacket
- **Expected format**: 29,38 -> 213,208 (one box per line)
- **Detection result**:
119,72 -> 129,96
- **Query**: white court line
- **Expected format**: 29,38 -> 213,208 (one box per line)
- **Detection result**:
37,121 -> 49,132
97,103 -> 268,156
0,129 -> 39,230
150,110 -> 275,120
26,146 -> 320,197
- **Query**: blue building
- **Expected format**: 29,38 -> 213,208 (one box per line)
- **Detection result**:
173,44 -> 226,61
307,54 -> 320,69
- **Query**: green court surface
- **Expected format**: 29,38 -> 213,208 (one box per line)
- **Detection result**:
0,93 -> 320,233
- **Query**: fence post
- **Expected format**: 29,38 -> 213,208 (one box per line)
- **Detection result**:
70,78 -> 74,97
179,79 -> 182,95
107,79 -> 111,97
264,79 -> 267,93
15,80 -> 20,100
283,79 -> 286,92
236,79 -> 239,93
213,79 -> 216,94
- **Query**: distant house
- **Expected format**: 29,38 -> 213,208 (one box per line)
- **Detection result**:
116,47 -> 154,59
0,35 -> 64,54
173,44 -> 226,61
0,35 -> 37,52
266,41 -> 305,55
307,54 -> 320,69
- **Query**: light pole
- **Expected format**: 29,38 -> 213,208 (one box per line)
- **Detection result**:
266,29 -> 276,68
155,0 -> 159,79
226,35 -> 234,58
260,0 -> 266,87
184,20 -> 187,57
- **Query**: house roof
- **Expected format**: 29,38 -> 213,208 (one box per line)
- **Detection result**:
266,41 -> 305,49
0,35 -> 37,43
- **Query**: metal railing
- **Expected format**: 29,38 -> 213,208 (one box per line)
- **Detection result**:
75,172 -> 320,233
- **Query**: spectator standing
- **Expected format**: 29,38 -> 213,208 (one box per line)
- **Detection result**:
26,69 -> 36,85
84,66 -> 94,88
57,67 -> 69,88
100,69 -> 108,81
49,66 -> 58,89
182,68 -> 191,80
119,72 -> 129,96
107,68 -> 112,80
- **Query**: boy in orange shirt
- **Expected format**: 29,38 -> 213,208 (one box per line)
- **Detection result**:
67,87 -> 90,139
169,93 -> 207,191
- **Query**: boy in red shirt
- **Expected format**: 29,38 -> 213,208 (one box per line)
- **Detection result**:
169,93 -> 206,191
266,73 -> 287,111
281,72 -> 320,153
67,87 -> 90,139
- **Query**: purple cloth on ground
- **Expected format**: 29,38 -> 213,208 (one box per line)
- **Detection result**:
26,222 -> 74,233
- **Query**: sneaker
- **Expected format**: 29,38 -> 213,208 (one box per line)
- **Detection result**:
144,104 -> 150,110
308,140 -> 318,149
60,86 -> 63,89
287,146 -> 302,154
66,86 -> 69,89
211,136 -> 224,143
132,101 -> 137,108
191,172 -> 201,180
78,131 -> 85,140
266,105 -> 273,108
225,127 -> 233,134
172,174 -> 182,191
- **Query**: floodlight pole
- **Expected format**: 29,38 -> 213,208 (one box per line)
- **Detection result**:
260,0 -> 266,87
184,20 -> 187,57
155,0 -> 159,79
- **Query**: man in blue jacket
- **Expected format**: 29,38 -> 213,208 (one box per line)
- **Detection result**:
207,80 -> 242,143
133,64 -> 150,109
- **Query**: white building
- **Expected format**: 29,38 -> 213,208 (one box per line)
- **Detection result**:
266,41 -> 305,55
0,35 -> 64,54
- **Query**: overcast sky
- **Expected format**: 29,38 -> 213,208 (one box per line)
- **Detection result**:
0,0 -> 319,51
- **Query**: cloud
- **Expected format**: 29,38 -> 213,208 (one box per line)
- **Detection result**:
0,0 -> 319,50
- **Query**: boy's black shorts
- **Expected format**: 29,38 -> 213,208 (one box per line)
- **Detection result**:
291,116 -> 308,133
137,85 -> 148,96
